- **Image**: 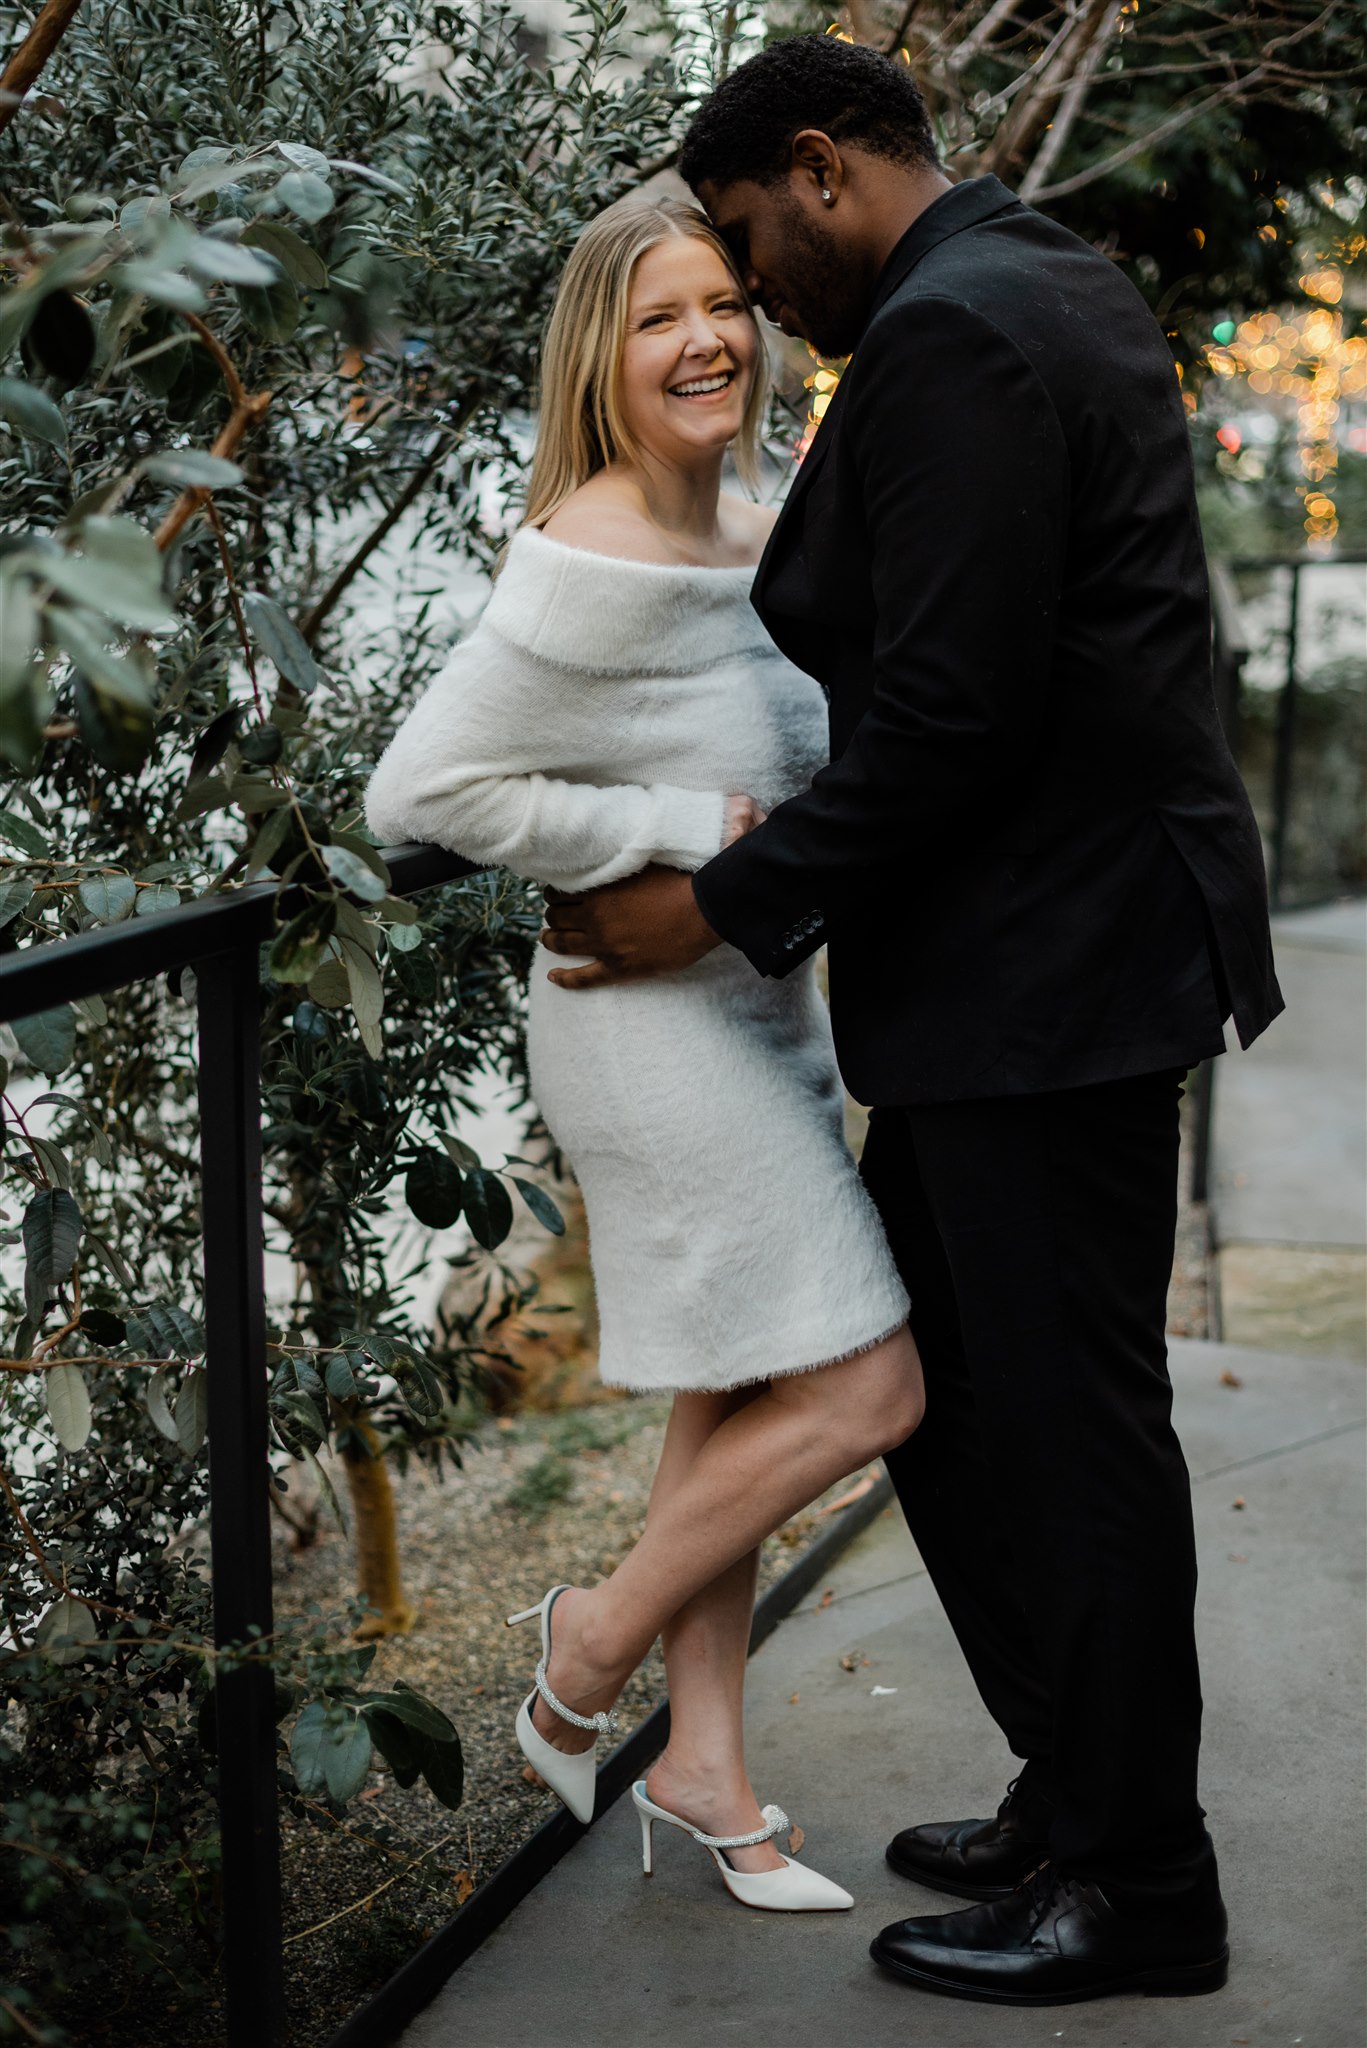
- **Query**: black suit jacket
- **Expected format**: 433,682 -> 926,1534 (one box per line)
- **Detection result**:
693,177 -> 1282,1105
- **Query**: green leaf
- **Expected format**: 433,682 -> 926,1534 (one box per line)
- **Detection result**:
78,1306 -> 125,1346
175,1370 -> 209,1457
35,1594 -> 97,1666
361,1705 -> 421,1788
0,572 -> 39,697
46,1363 -> 92,1451
289,1699 -> 330,1795
126,1300 -> 205,1360
41,525 -> 178,634
340,937 -> 383,1057
183,235 -> 282,287
269,898 -> 336,984
414,1725 -> 465,1810
238,722 -> 282,765
78,873 -> 138,923
322,843 -> 387,903
48,607 -> 156,706
74,670 -> 155,775
323,1712 -> 373,1802
186,702 -> 242,785
0,876 -> 33,925
235,275 -> 300,342
115,262 -> 208,313
11,1007 -> 77,1076
276,170 -> 335,223
438,1132 -> 479,1170
324,1351 -> 358,1400
0,805 -> 50,857
405,1150 -> 464,1230
135,881 -> 182,916
369,1681 -> 458,1743
276,142 -> 332,176
510,1178 -> 565,1236
305,955 -> 350,1007
241,220 -> 328,291
0,376 -> 66,448
23,1188 -> 83,1284
240,592 -> 326,694
142,450 -> 244,489
463,1168 -> 514,1252
145,1366 -> 179,1442
246,805 -> 293,879
174,774 -> 233,823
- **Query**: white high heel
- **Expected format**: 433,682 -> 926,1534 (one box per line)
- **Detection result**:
506,1585 -> 617,1825
632,1781 -> 854,1912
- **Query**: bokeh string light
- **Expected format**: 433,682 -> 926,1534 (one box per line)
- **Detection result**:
1202,253 -> 1367,552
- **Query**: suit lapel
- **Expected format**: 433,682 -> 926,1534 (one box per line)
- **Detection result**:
754,177 -> 1025,606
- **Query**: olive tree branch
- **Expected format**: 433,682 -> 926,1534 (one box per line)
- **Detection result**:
0,0 -> 85,139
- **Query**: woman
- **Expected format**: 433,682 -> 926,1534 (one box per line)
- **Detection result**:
365,197 -> 923,1911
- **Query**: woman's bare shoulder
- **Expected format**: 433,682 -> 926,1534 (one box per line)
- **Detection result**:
720,492 -> 780,551
540,486 -> 682,566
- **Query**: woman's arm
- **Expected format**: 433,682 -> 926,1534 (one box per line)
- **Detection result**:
363,635 -> 725,894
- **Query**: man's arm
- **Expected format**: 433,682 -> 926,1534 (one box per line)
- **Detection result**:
692,294 -> 1070,976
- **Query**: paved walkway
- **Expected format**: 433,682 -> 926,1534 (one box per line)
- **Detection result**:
401,1338 -> 1366,2048
1212,898 -> 1366,1358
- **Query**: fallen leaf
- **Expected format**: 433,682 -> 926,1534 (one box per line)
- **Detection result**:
522,1762 -> 547,1788
453,1870 -> 475,1905
788,1824 -> 806,1855
1232,1496 -> 1246,1510
817,1469 -> 877,1516
839,1652 -> 858,1672
818,1587 -> 835,1609
1219,1369 -> 1243,1388
788,1692 -> 800,1705
359,1784 -> 384,1802
1229,1554 -> 1248,1563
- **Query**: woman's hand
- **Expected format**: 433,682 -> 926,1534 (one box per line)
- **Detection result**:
721,792 -> 767,849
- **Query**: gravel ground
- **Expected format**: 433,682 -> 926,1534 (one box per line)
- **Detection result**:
264,1398 -> 862,2048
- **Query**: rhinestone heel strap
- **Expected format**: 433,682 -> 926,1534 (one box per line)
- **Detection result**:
533,1658 -> 618,1737
694,1803 -> 791,1850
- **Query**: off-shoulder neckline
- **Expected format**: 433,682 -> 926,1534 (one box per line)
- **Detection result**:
515,521 -> 760,579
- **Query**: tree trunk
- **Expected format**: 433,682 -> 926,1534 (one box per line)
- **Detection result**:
338,1411 -> 417,1639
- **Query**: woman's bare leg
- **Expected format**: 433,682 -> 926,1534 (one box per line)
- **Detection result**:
528,1326 -> 923,1767
638,1388 -> 780,1873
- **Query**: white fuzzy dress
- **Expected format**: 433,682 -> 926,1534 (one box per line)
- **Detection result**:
364,525 -> 908,1392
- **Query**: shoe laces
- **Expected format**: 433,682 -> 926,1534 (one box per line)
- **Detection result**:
1019,1858 -> 1070,1935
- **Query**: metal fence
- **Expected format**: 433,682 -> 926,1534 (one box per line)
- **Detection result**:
0,841 -> 475,2046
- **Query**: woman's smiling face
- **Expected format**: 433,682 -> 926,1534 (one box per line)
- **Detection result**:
616,234 -> 759,468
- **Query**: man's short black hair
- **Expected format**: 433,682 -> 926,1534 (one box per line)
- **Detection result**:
680,34 -> 939,193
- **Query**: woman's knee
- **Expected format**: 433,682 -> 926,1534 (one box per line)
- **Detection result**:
849,1328 -> 926,1456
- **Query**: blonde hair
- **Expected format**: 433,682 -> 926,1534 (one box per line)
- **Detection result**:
521,196 -> 767,531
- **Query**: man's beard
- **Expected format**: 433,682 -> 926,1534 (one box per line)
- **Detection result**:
775,196 -> 868,359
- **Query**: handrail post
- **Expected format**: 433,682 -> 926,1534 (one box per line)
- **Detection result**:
195,949 -> 284,2046
1270,560 -> 1301,908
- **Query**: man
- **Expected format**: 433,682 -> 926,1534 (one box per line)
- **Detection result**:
539,34 -> 1281,2005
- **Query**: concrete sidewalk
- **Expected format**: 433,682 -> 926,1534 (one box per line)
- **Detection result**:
1212,898 -> 1366,1358
401,1339 -> 1366,2048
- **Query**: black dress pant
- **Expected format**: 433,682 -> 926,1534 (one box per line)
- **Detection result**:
861,1069 -> 1218,1909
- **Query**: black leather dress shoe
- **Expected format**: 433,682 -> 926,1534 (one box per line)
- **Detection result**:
885,1775 -> 1053,1900
870,1862 -> 1230,2006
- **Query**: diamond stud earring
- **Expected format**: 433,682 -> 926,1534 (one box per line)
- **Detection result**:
821,188 -> 832,201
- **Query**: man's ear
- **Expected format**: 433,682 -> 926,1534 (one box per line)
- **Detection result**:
790,129 -> 843,204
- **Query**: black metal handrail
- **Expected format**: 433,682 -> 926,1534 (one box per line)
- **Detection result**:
0,842 -> 478,2046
